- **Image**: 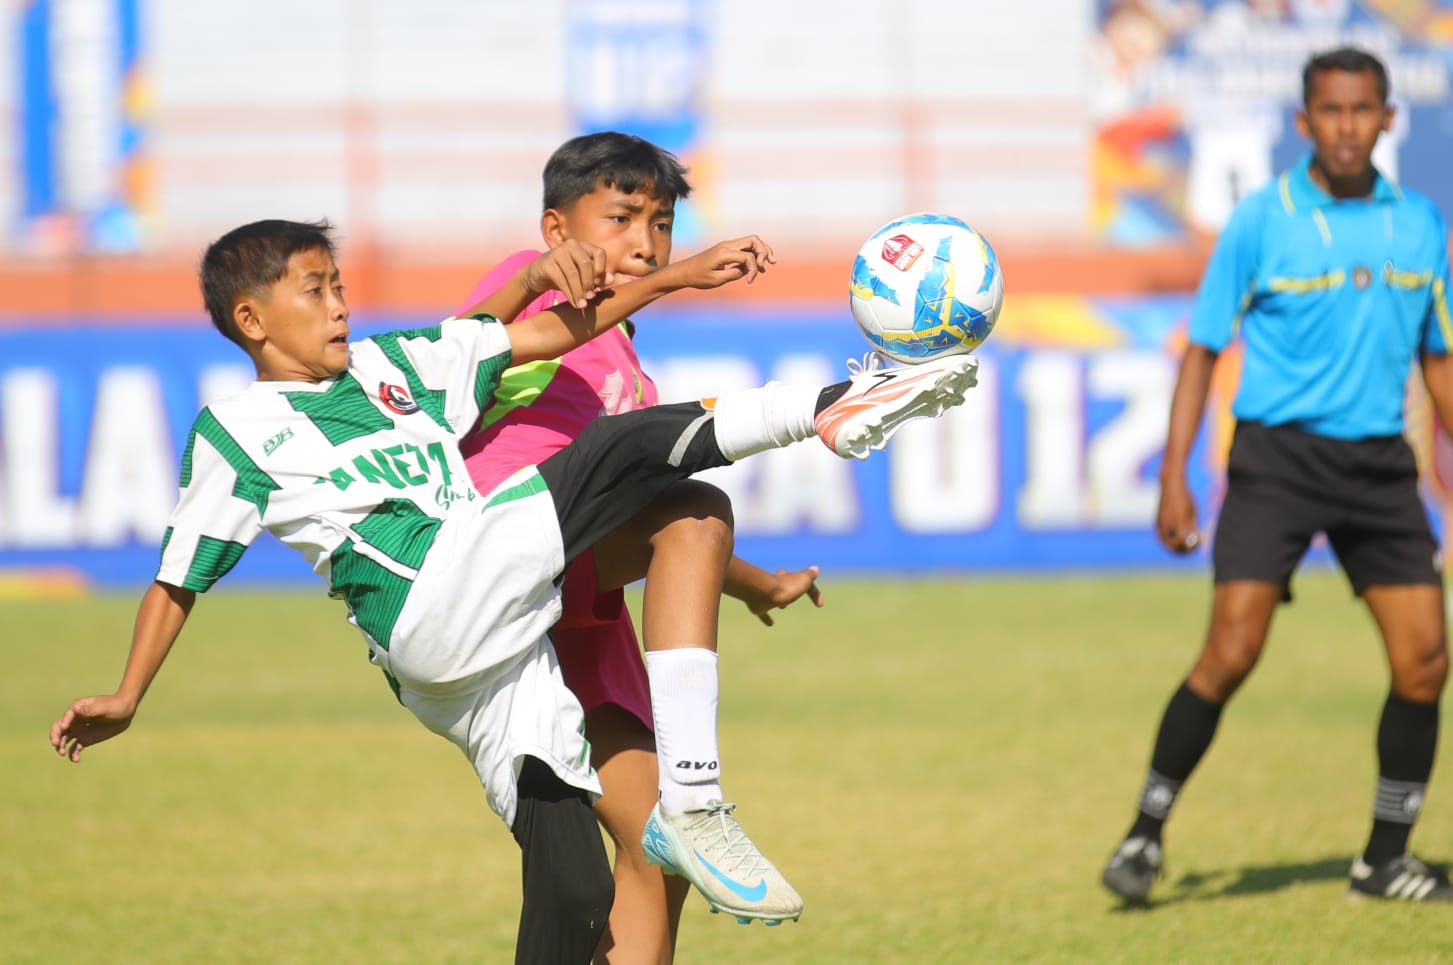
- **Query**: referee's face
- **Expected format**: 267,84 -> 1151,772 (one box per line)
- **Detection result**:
1297,68 -> 1393,191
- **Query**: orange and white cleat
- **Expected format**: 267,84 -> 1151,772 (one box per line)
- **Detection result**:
814,352 -> 979,460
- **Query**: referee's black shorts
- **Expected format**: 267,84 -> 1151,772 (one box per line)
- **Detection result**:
1213,421 -> 1443,597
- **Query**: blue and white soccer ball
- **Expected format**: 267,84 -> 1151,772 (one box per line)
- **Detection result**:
849,213 -> 1003,363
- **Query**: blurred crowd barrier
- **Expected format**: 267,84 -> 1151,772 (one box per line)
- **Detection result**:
1,0 -> 1096,300
2,0 -> 1451,588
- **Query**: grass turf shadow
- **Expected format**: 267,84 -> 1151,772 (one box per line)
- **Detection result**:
1108,856 -> 1357,911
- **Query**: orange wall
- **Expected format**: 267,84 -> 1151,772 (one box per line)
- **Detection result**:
0,243 -> 1212,324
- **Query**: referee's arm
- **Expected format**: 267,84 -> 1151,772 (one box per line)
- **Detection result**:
1420,351 -> 1453,437
1158,342 -> 1219,554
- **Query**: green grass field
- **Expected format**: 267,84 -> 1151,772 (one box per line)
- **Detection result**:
6,572 -> 1452,963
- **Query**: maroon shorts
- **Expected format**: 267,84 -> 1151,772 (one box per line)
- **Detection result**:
552,548 -> 653,732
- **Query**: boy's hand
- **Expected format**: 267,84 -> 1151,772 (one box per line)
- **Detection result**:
50,694 -> 137,763
672,235 -> 777,290
743,565 -> 823,627
524,240 -> 612,309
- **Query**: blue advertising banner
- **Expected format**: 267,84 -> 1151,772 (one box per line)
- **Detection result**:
564,0 -> 711,242
0,301 -> 1241,588
17,0 -> 147,253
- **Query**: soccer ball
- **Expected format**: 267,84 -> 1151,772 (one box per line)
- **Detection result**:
848,213 -> 1003,363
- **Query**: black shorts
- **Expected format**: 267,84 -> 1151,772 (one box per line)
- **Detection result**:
535,401 -> 730,566
1213,421 -> 1442,596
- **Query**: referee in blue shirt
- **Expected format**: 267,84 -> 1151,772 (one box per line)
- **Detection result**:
1103,47 -> 1453,904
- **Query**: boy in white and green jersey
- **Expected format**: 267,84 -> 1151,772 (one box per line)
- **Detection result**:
50,219 -> 981,961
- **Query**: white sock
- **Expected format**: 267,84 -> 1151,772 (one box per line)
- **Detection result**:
645,647 -> 724,811
709,382 -> 820,460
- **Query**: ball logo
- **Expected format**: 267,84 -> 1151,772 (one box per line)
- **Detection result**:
881,234 -> 925,272
379,382 -> 420,415
1353,265 -> 1372,290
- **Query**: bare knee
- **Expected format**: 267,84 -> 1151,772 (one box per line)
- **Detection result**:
1189,593 -> 1275,701
648,481 -> 734,562
1391,638 -> 1449,702
1185,582 -> 1280,701
1367,586 -> 1449,703
657,512 -> 733,564
658,479 -> 733,530
1189,636 -> 1261,702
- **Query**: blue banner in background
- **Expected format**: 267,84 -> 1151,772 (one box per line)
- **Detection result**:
0,302 -> 1235,588
17,0 -> 147,253
565,0 -> 711,243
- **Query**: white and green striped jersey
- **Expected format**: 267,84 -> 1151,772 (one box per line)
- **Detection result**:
157,315 -> 553,655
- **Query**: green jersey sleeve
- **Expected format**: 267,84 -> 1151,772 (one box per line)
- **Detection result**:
155,408 -> 271,592
364,316 -> 514,438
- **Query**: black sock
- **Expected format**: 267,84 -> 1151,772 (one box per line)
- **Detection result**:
814,382 -> 850,414
1363,693 -> 1439,866
1128,681 -> 1224,842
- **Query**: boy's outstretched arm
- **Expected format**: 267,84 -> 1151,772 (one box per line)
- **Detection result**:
465,240 -> 613,321
50,580 -> 195,763
724,557 -> 823,627
505,235 -> 776,366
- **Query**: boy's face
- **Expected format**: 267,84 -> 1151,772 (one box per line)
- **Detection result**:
542,180 -> 675,281
1297,67 -> 1392,187
235,247 -> 351,382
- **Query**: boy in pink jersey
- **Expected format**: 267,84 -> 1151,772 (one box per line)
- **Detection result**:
459,133 -> 823,961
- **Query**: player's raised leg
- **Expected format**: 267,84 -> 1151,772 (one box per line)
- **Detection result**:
537,354 -> 980,562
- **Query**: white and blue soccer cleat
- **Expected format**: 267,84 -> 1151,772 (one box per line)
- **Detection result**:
642,799 -> 803,924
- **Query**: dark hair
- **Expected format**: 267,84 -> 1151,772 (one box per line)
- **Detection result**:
542,131 -> 692,211
199,219 -> 337,345
1302,47 -> 1389,106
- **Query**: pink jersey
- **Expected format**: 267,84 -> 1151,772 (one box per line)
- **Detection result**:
457,250 -> 660,493
457,250 -> 657,731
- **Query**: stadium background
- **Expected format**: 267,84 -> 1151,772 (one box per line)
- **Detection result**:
2,0 -> 1452,588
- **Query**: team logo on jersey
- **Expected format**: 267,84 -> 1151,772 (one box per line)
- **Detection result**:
1353,265 -> 1373,290
262,427 -> 294,455
379,382 -> 420,414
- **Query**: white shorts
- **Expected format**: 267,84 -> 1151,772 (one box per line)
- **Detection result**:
368,473 -> 600,827
395,638 -> 601,828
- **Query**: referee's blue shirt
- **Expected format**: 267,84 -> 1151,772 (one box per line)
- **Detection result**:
1189,153 -> 1453,440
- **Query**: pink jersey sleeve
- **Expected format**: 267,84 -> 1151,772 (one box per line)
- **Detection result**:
459,250 -> 659,496
454,250 -> 565,319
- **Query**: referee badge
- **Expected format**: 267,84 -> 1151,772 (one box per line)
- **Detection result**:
1353,265 -> 1373,289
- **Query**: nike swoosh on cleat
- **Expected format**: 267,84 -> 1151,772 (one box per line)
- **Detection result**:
694,850 -> 768,902
867,372 -> 897,392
